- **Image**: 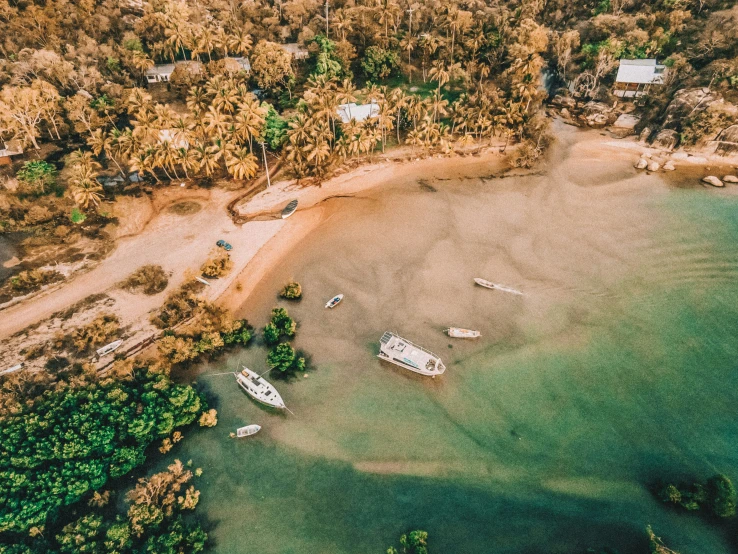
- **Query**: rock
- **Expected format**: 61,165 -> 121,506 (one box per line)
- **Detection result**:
639,127 -> 652,143
662,88 -> 723,130
647,161 -> 661,172
702,176 -> 724,187
587,113 -> 609,127
722,175 -> 738,183
613,114 -> 640,129
663,161 -> 676,171
552,95 -> 577,109
635,158 -> 648,169
560,107 -> 570,117
652,129 -> 679,151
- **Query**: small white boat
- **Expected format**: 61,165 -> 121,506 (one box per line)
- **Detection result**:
446,328 -> 481,339
96,340 -> 123,357
235,367 -> 286,409
281,199 -> 298,219
474,278 -> 524,296
325,294 -> 344,309
230,424 -> 261,439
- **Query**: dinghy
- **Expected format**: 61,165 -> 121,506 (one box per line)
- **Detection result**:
96,340 -> 123,357
281,199 -> 298,219
230,424 -> 261,439
446,328 -> 481,339
235,367 -> 286,409
474,278 -> 524,296
325,294 -> 344,309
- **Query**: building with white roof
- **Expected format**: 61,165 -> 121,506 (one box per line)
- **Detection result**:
145,63 -> 176,85
336,102 -> 380,124
279,43 -> 309,60
614,59 -> 666,98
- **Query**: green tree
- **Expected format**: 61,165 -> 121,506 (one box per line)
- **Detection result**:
361,46 -> 400,81
261,102 -> 288,150
16,160 -> 57,194
267,343 -> 305,374
707,474 -> 736,518
387,530 -> 429,554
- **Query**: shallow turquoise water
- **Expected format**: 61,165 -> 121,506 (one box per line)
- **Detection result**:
171,144 -> 738,553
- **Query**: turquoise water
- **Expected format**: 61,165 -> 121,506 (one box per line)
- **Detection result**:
172,139 -> 738,553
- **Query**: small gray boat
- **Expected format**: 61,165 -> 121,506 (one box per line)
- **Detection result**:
281,199 -> 298,219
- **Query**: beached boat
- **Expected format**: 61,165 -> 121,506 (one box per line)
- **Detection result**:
235,367 -> 286,409
446,328 -> 481,339
378,331 -> 446,377
325,294 -> 344,309
96,340 -> 123,357
474,278 -> 524,296
230,424 -> 261,439
281,199 -> 298,219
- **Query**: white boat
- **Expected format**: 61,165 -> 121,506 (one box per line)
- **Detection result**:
474,278 -> 524,296
325,294 -> 344,309
230,424 -> 261,439
446,328 -> 481,339
235,367 -> 286,409
96,340 -> 123,357
378,331 -> 446,377
281,199 -> 298,219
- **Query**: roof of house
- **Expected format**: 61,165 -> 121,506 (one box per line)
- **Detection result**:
615,59 -> 666,85
0,141 -> 23,158
230,57 -> 251,72
337,102 -> 380,124
279,43 -> 309,58
145,63 -> 176,76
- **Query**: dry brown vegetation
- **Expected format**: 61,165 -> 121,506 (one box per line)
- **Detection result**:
3,268 -> 63,296
68,312 -> 120,354
150,279 -> 205,329
121,264 -> 169,295
200,249 -> 232,278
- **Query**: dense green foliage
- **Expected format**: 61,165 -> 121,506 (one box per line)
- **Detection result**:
262,307 -> 296,347
387,530 -> 429,554
655,474 -> 736,518
279,282 -> 302,300
0,372 -> 204,537
16,161 -> 58,195
262,307 -> 305,375
361,46 -> 400,82
261,103 -> 288,151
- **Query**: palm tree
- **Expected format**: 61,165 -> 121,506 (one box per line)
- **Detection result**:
399,33 -> 417,81
388,88 -> 407,143
203,106 -> 231,140
67,150 -> 103,209
227,29 -> 253,57
176,147 -> 198,178
333,10 -> 354,41
194,143 -> 222,176
225,147 -> 259,180
187,86 -> 209,113
127,88 -> 153,115
165,22 -> 191,61
131,51 -> 154,81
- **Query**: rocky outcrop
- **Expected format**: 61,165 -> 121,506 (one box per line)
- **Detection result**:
723,175 -> 738,183
551,95 -> 577,109
647,161 -> 660,171
613,114 -> 640,130
715,125 -> 738,156
662,88 -> 722,130
652,129 -> 679,151
663,161 -> 675,171
702,176 -> 724,187
635,158 -> 648,169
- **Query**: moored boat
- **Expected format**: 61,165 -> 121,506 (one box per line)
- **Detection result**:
325,294 -> 344,308
281,199 -> 298,219
96,340 -> 123,357
235,367 -> 286,409
378,331 -> 446,377
474,278 -> 524,296
230,424 -> 261,439
446,328 -> 481,339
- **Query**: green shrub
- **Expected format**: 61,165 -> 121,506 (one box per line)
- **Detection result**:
16,161 -> 57,194
70,207 -> 86,224
707,474 -> 736,518
279,282 -> 302,300
266,343 -> 305,374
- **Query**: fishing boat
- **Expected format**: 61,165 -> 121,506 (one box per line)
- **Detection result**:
325,294 -> 344,309
281,199 -> 298,219
235,367 -> 286,409
378,331 -> 446,377
230,424 -> 261,439
96,340 -> 123,357
446,328 -> 481,339
474,278 -> 524,296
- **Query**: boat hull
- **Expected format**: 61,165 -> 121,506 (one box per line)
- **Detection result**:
474,278 -> 524,296
378,331 -> 446,377
325,294 -> 344,308
235,369 -> 286,409
446,328 -> 481,338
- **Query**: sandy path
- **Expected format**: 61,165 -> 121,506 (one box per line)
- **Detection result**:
0,187 -> 283,339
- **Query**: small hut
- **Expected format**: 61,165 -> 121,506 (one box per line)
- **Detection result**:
614,59 -> 666,98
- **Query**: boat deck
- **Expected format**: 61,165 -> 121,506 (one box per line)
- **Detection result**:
378,331 -> 445,375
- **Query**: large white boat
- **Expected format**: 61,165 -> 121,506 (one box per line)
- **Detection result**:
378,331 -> 446,377
235,367 -> 286,409
474,278 -> 524,296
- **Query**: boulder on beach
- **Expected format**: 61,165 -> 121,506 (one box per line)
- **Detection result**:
652,129 -> 679,151
702,176 -> 724,187
639,127 -> 652,143
723,175 -> 738,183
635,158 -> 648,169
613,114 -> 640,130
662,88 -> 722,130
647,161 -> 660,172
663,160 -> 676,171
552,95 -> 577,109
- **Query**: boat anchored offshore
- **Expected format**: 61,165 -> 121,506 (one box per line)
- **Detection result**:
325,294 -> 344,308
230,424 -> 261,439
378,331 -> 446,377
446,328 -> 481,339
235,367 -> 286,409
474,278 -> 524,296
